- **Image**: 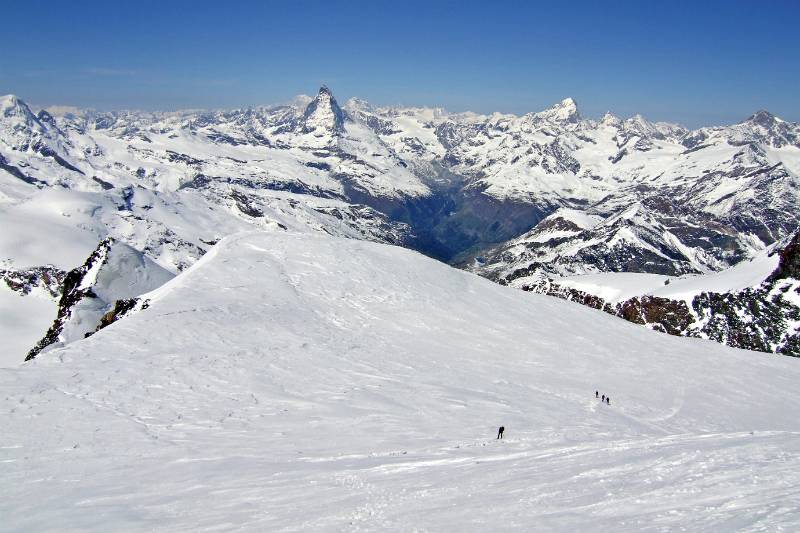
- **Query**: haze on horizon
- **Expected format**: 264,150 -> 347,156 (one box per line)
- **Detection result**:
1,0 -> 798,128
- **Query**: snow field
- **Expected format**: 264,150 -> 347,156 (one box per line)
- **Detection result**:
2,231 -> 799,531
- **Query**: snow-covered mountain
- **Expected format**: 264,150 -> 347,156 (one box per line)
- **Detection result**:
2,87 -> 800,363
3,230 -> 800,531
469,203 -> 739,282
3,87 -> 798,267
352,97 -> 799,264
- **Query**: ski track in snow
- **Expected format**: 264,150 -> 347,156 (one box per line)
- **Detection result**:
2,231 -> 800,531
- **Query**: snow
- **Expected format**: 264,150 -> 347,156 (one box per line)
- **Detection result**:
91,241 -> 174,302
0,284 -> 56,366
0,188 -> 103,269
545,207 -> 604,230
2,231 -> 800,531
650,250 -> 781,301
549,248 -> 781,304
555,272 -> 672,303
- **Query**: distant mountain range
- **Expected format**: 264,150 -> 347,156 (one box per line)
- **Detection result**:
1,86 -> 798,362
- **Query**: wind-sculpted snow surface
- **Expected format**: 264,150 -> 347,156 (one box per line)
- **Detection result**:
2,231 -> 800,531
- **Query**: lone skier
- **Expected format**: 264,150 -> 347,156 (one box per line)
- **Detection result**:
497,426 -> 505,439
595,390 -> 599,398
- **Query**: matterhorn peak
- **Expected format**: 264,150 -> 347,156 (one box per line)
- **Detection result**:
302,85 -> 345,135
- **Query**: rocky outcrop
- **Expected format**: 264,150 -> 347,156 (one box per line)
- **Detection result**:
26,241 -> 113,360
25,238 -> 173,360
91,297 -> 149,335
1,265 -> 64,298
768,231 -> 800,281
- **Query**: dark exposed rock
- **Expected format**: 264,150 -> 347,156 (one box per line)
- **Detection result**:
1,266 -> 65,298
89,298 -> 148,336
92,176 -> 114,190
768,231 -> 800,281
32,141 -> 84,174
166,150 -> 204,167
230,190 -> 264,218
0,153 -> 46,186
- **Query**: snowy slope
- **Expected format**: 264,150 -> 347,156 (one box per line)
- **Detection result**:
0,284 -> 55,366
550,272 -> 672,304
546,246 -> 779,304
551,248 -> 780,304
2,231 -> 800,531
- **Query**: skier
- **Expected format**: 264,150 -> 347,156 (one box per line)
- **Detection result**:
606,396 -> 610,405
595,390 -> 599,398
602,394 -> 605,402
497,426 -> 505,439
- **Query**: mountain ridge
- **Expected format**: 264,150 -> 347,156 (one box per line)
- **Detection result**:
2,86 -> 799,362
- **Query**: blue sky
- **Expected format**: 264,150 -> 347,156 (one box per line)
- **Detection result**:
1,0 -> 798,127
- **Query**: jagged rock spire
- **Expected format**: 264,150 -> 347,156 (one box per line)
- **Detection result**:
302,85 -> 345,135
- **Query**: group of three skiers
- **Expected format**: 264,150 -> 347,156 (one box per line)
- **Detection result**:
496,390 -> 612,439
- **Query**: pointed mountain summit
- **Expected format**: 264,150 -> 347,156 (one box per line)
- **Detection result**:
600,111 -> 622,127
1,94 -> 42,129
0,94 -> 61,153
302,85 -> 345,135
1,94 -> 25,115
737,109 -> 799,148
531,97 -> 581,124
746,110 -> 780,129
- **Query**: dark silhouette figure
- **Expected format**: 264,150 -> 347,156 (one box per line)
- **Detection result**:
595,390 -> 599,398
497,426 -> 505,439
606,397 -> 610,405
602,394 -> 605,402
